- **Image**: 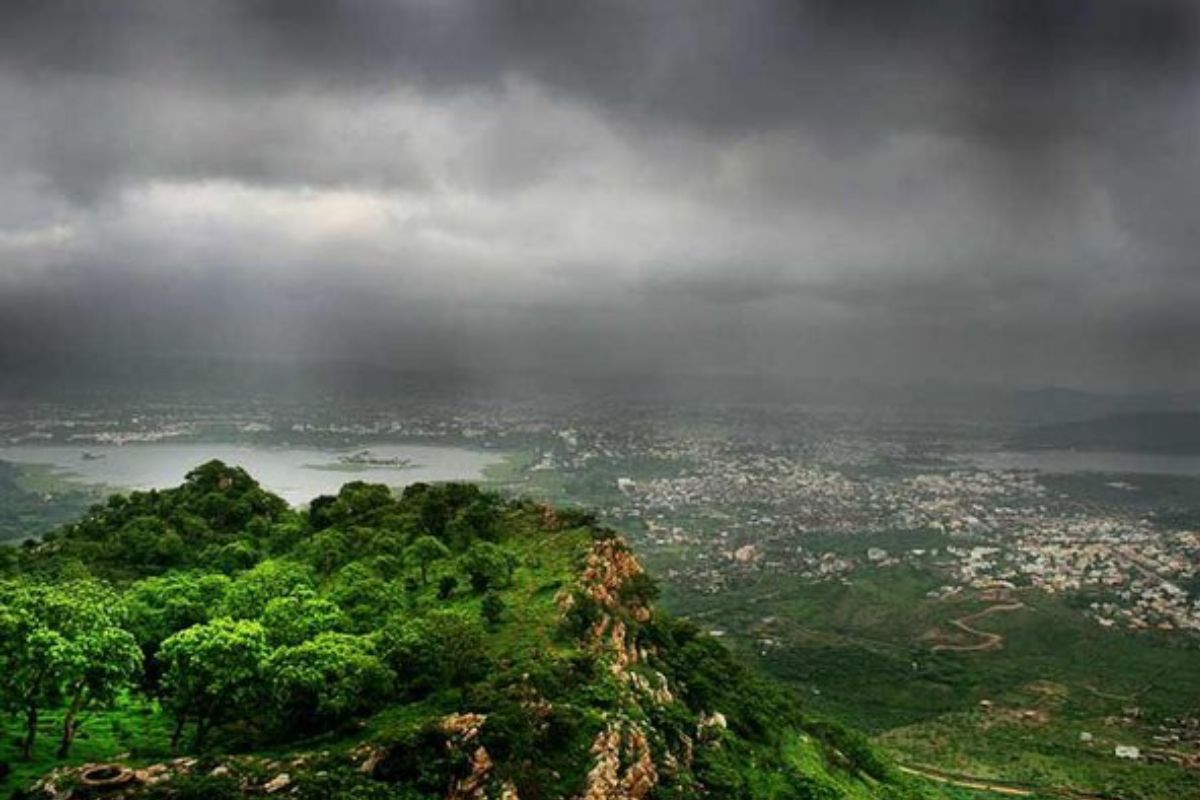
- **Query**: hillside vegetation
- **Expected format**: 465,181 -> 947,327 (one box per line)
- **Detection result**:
0,461 -> 948,800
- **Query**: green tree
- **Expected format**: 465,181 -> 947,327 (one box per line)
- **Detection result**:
264,519 -> 307,556
199,540 -> 260,574
125,572 -> 232,653
328,562 -> 403,632
114,516 -> 186,568
260,593 -> 346,647
32,460 -> 293,580
55,624 -> 142,757
298,528 -> 352,577
452,497 -> 501,543
0,600 -> 63,759
159,618 -> 269,749
460,541 -> 511,593
377,610 -> 487,694
407,535 -> 450,585
308,482 -> 397,531
183,460 -> 289,530
401,483 -> 450,539
480,591 -> 506,628
219,559 -> 315,620
264,633 -> 393,733
0,580 -> 141,759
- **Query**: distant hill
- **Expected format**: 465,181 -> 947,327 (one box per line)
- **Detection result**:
1013,412 -> 1200,454
0,461 -> 96,544
5,349 -> 1199,422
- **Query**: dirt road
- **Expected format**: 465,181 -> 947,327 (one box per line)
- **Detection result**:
930,601 -> 1025,653
899,763 -> 1126,799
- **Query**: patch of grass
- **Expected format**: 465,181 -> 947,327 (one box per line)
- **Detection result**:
0,695 -> 174,790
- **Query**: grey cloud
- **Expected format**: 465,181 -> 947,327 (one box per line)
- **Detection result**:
0,1 -> 1198,394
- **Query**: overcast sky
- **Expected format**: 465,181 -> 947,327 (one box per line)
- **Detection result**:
1,1 -> 1197,392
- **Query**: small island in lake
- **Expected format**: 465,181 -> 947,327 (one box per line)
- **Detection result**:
337,449 -> 414,467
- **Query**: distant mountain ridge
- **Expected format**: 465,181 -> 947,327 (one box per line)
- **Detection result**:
1012,412 -> 1200,455
4,350 -> 1199,423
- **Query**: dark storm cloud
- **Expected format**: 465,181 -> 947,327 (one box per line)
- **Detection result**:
0,0 -> 1198,392
4,0 -> 1193,138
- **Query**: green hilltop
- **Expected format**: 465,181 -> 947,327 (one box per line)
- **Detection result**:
0,461 -> 954,800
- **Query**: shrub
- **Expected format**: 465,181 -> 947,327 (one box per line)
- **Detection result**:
460,542 -> 511,593
481,591 -> 506,627
372,721 -> 471,794
789,774 -> 845,800
807,719 -> 893,782
560,590 -> 604,639
144,773 -> 242,800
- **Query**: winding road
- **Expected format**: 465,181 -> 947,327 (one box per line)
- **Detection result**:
930,601 -> 1026,653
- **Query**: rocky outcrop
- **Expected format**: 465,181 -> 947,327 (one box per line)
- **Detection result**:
441,713 -> 522,800
577,538 -> 648,613
580,723 -> 657,800
31,756 -> 310,799
563,537 -> 676,800
30,759 -> 198,799
561,537 -> 654,674
442,713 -> 495,800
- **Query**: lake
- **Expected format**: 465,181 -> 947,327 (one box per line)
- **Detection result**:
960,449 -> 1200,477
0,442 -> 507,505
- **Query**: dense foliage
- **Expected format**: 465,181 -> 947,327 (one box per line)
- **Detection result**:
0,461 -> 932,799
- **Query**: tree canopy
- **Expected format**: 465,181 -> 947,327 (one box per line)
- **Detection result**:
0,579 -> 141,758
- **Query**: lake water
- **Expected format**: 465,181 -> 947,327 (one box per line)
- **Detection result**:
961,449 -> 1200,477
0,442 -> 507,505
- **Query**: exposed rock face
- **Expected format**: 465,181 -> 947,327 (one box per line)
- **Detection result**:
697,712 -> 728,744
566,537 -> 673,800
581,723 -> 658,800
442,713 -> 493,800
262,773 -> 292,794
441,712 -> 521,800
352,743 -> 387,774
625,670 -> 674,706
538,503 -> 563,531
442,712 -> 489,740
577,538 -> 648,612
449,747 -> 494,800
563,537 -> 655,677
